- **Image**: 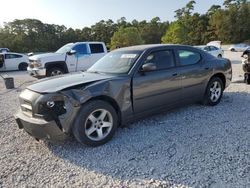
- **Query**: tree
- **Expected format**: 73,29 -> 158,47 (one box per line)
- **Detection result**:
110,27 -> 144,50
161,22 -> 185,44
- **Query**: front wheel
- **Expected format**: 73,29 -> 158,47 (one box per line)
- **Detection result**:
203,77 -> 224,106
73,100 -> 118,147
47,67 -> 64,77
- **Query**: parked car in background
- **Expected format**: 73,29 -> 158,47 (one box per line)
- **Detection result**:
229,43 -> 250,52
195,45 -> 224,58
0,52 -> 28,71
0,48 -> 10,53
27,42 -> 107,78
15,44 -> 232,146
207,41 -> 222,49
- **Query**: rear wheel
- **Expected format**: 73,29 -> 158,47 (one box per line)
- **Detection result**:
73,100 -> 118,147
46,67 -> 64,77
231,48 -> 236,52
203,77 -> 224,106
217,54 -> 222,58
18,63 -> 28,71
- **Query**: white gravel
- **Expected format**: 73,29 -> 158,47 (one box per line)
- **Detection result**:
0,52 -> 249,187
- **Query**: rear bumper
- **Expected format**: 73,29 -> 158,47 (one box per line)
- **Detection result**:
27,67 -> 46,78
15,110 -> 68,142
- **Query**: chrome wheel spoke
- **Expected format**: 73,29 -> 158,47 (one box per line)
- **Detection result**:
86,126 -> 96,136
96,128 -> 104,138
99,110 -> 107,121
88,114 -> 97,123
102,122 -> 112,128
213,82 -> 218,89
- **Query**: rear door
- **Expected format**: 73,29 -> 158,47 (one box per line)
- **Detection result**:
89,43 -> 106,65
176,49 -> 211,102
133,49 -> 182,114
4,54 -> 22,70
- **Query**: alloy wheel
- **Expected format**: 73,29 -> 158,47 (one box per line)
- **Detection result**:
84,109 -> 113,141
51,70 -> 63,76
209,81 -> 222,102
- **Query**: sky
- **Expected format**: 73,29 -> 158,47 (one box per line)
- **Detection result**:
0,0 -> 225,29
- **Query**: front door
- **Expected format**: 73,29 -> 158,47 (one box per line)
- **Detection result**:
66,43 -> 90,72
133,49 -> 182,114
73,44 -> 91,71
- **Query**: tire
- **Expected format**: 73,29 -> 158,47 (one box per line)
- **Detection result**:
247,79 -> 250,85
72,100 -> 118,147
230,48 -> 236,52
46,67 -> 64,77
18,63 -> 28,71
244,73 -> 250,84
203,77 -> 224,106
217,54 -> 222,58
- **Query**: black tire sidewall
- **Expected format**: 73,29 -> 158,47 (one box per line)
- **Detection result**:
204,77 -> 224,106
73,100 -> 118,147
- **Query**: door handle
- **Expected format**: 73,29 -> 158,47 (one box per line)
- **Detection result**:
204,67 -> 210,70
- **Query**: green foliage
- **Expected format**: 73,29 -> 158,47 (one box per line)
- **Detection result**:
0,0 -> 250,52
161,22 -> 185,44
110,27 -> 144,50
162,0 -> 250,45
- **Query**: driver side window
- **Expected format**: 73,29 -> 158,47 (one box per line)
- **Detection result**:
73,44 -> 88,55
144,50 -> 175,70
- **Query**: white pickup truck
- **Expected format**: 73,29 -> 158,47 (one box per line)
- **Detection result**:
27,42 -> 107,77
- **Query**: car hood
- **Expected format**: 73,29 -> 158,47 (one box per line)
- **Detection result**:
27,72 -> 115,93
29,53 -> 65,61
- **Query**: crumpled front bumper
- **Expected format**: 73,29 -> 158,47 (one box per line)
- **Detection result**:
15,110 -> 68,142
27,67 -> 46,78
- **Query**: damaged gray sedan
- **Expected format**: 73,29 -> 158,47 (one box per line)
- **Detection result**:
15,44 -> 232,146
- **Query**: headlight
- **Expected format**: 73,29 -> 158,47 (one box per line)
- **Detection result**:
34,62 -> 42,68
35,59 -> 41,63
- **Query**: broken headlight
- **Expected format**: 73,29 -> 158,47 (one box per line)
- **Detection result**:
37,95 -> 67,121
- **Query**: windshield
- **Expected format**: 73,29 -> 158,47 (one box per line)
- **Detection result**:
56,43 -> 74,54
87,50 -> 141,74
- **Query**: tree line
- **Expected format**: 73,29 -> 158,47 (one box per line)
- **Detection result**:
0,0 -> 249,53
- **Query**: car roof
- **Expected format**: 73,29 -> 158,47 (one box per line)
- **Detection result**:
0,52 -> 24,55
74,41 -> 105,45
114,44 -> 196,52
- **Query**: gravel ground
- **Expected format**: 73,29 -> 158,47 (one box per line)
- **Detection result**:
0,51 -> 249,188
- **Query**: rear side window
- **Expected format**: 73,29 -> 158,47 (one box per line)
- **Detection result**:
210,46 -> 219,51
144,50 -> 175,70
73,44 -> 88,55
5,54 -> 22,59
177,50 -> 201,66
89,44 -> 104,54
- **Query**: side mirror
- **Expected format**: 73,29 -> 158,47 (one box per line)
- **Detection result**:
67,50 -> 76,55
141,63 -> 157,72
